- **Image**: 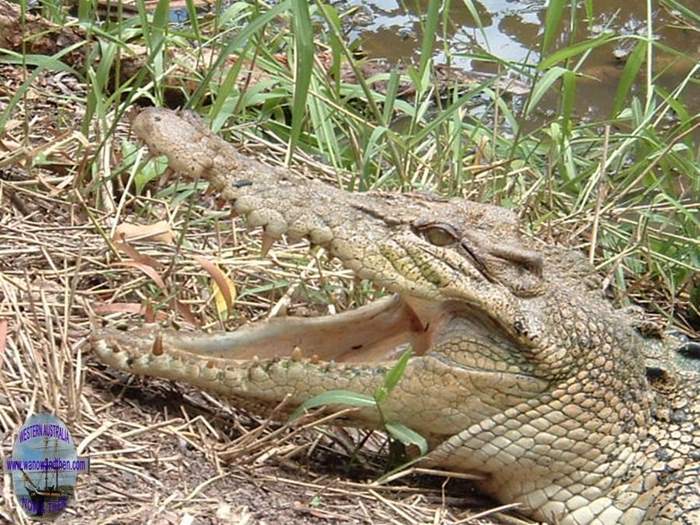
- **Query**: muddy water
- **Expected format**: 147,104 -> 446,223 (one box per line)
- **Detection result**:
341,0 -> 700,122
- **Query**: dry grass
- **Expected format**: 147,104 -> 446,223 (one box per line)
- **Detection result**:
1,0 -> 699,521
0,65 -> 544,525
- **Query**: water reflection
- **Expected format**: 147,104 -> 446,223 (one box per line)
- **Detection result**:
343,0 -> 700,120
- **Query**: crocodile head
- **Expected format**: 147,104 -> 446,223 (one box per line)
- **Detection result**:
126,108 -> 551,364
94,109 -> 677,524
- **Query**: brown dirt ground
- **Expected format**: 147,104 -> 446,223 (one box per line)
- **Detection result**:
0,65 -> 538,525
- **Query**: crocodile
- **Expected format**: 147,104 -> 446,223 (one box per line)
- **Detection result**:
92,108 -> 700,525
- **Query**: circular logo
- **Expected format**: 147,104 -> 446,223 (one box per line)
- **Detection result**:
5,413 -> 89,521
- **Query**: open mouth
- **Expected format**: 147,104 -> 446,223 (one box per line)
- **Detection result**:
92,107 -> 550,426
99,293 -> 455,365
93,282 -> 547,442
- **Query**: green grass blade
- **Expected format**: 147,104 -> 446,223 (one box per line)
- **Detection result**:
77,0 -> 93,23
541,0 -> 566,53
151,0 -> 171,37
384,422 -> 428,455
289,390 -> 377,420
359,125 -> 389,191
209,42 -> 253,129
660,0 -> 700,24
525,66 -> 568,118
317,1 -> 343,93
374,348 -> 412,403
409,87 -> 481,146
539,34 -> 613,70
137,0 -> 171,101
611,39 -> 646,117
381,349 -> 412,396
460,0 -> 488,47
381,69 -> 401,125
0,50 -> 82,77
654,86 -> 690,124
185,0 -> 201,40
189,1 -> 290,108
583,0 -> 593,26
307,76 -> 342,168
0,68 -> 42,132
561,69 -> 576,136
417,0 -> 441,93
287,0 -> 314,161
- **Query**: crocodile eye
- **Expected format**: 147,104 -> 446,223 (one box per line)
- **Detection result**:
418,224 -> 458,246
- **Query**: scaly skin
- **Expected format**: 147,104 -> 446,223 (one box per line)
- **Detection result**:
92,108 -> 699,525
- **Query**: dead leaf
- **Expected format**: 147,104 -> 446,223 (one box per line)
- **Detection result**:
116,261 -> 168,289
113,234 -> 163,270
113,220 -> 174,244
174,300 -> 198,326
193,255 -> 236,318
92,303 -> 168,321
114,261 -> 198,326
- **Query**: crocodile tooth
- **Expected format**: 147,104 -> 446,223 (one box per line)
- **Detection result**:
151,333 -> 164,356
260,233 -> 275,257
144,301 -> 155,323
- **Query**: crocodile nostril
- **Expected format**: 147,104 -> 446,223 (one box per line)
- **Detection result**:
645,365 -> 678,388
646,366 -> 668,381
678,341 -> 700,359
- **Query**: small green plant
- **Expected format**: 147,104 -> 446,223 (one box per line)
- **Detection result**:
290,348 -> 429,456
